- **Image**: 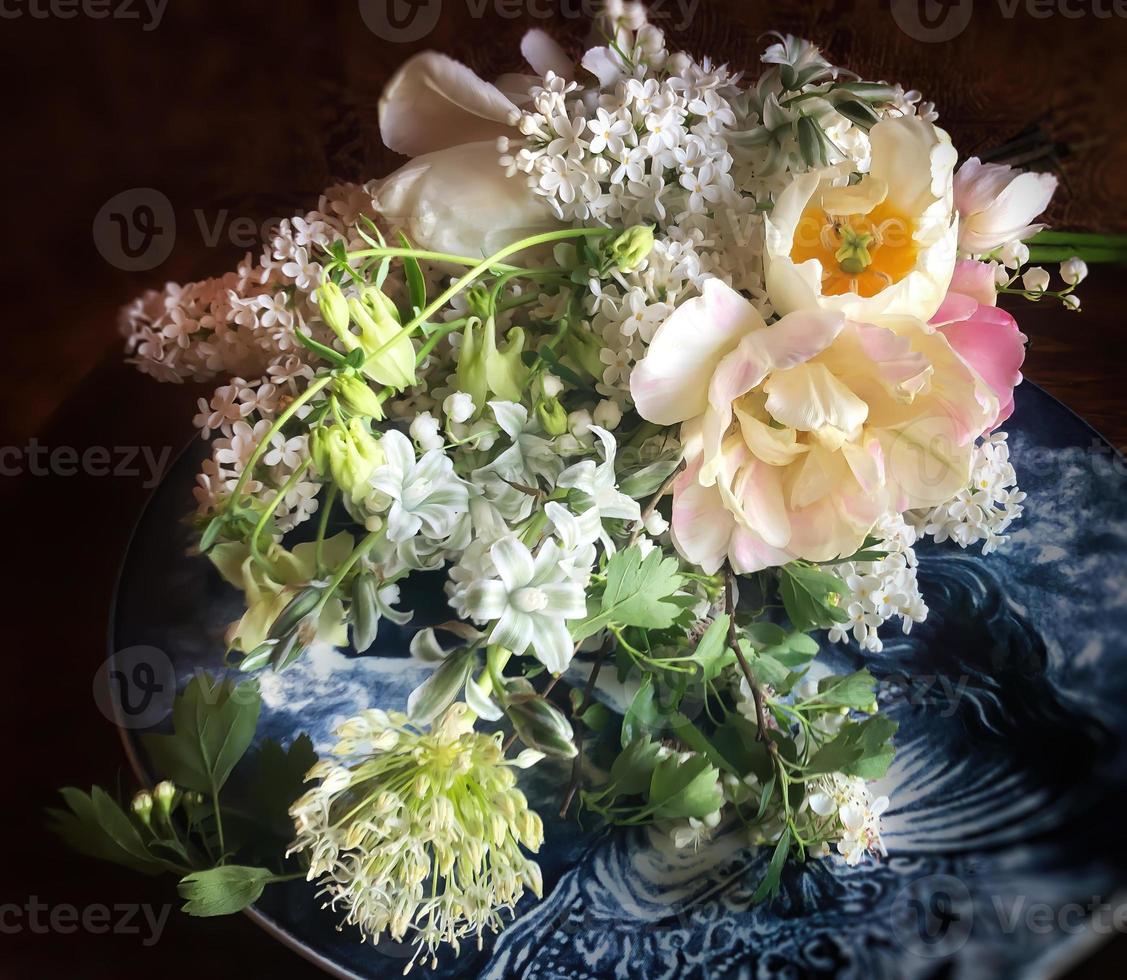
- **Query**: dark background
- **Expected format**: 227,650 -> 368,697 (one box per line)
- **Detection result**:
2,0 -> 1126,976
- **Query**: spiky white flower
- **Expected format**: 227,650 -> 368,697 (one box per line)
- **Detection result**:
289,704 -> 544,973
367,430 -> 469,543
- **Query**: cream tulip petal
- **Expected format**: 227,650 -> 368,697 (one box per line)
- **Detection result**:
819,177 -> 888,216
764,362 -> 869,439
876,414 -> 975,510
784,495 -> 873,564
670,458 -> 735,575
520,29 -> 574,80
723,456 -> 791,549
378,52 -> 518,157
630,278 -> 763,426
870,116 -> 954,217
374,142 -> 560,258
734,406 -> 808,466
728,525 -> 794,574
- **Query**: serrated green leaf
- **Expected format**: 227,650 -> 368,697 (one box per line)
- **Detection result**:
710,713 -> 773,782
178,865 -> 275,916
815,668 -> 877,710
47,788 -> 169,875
608,738 -> 665,797
573,546 -> 684,640
142,674 -> 261,797
690,616 -> 734,682
621,675 -> 660,748
248,734 -> 318,836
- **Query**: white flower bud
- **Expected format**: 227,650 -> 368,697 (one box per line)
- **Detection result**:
540,373 -> 564,398
568,409 -> 593,437
467,418 -> 497,451
442,390 -> 476,424
993,264 -> 1012,287
593,399 -> 622,430
1021,267 -> 1050,295
409,411 -> 444,451
1059,256 -> 1088,286
1062,293 -> 1081,311
644,510 -> 669,536
998,240 -> 1029,269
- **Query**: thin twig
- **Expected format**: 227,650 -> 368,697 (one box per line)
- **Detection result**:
725,566 -> 770,742
559,637 -> 613,817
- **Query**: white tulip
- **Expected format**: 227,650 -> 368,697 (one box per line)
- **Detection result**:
953,157 -> 1057,255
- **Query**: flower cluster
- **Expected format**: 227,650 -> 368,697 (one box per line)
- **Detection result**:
288,705 -> 543,972
111,0 -> 1074,963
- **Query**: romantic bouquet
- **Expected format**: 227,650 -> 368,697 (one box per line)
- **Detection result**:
55,2 -> 1102,972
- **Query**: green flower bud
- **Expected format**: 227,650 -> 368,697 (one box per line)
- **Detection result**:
406,648 -> 474,725
611,225 -> 655,272
317,281 -> 351,337
153,780 -> 177,821
347,291 -> 416,391
350,571 -> 381,653
505,695 -> 577,759
269,585 -> 323,640
335,421 -> 384,503
131,790 -> 153,827
562,323 -> 606,381
536,396 -> 568,436
334,373 -> 385,420
455,315 -> 530,411
308,426 -> 332,476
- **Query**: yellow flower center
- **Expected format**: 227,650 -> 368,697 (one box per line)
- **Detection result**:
790,198 -> 917,298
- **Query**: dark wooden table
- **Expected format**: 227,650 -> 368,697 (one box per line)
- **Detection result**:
3,1 -> 1125,977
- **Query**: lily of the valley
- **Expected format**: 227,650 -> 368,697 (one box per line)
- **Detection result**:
630,278 -> 997,572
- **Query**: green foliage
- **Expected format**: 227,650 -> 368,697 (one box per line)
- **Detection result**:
178,865 -> 278,916
574,546 -> 685,640
778,563 -> 850,632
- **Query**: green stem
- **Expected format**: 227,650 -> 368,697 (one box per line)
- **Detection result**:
227,376 -> 332,507
316,529 -> 382,614
314,484 -> 338,574
249,458 -> 313,565
342,247 -> 529,275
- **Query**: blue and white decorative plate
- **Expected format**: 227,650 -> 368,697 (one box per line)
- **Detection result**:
111,382 -> 1127,979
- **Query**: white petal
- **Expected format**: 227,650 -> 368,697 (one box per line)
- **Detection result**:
520,29 -> 573,80
378,52 -> 517,157
630,278 -> 764,426
466,674 -> 504,721
409,627 -> 447,663
489,606 -> 536,656
464,580 -> 510,622
374,142 -> 560,258
531,618 -> 575,674
490,536 -> 535,591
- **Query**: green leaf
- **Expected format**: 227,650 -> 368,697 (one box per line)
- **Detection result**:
177,865 -> 275,916
47,788 -> 169,875
668,713 -> 736,775
648,755 -> 724,820
573,546 -> 684,640
808,715 -> 898,779
406,648 -> 474,725
248,734 -> 318,836
397,232 -> 427,314
815,668 -> 878,710
779,564 -> 849,632
607,738 -> 664,797
710,713 -> 773,782
751,828 -> 792,903
617,457 -> 680,499
621,675 -> 660,748
689,616 -> 734,682
142,674 -> 261,797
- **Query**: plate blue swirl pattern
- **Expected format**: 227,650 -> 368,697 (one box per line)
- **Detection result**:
111,382 -> 1127,979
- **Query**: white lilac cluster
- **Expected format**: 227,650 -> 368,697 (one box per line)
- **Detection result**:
829,513 -> 928,654
503,19 -> 882,404
806,772 -> 889,866
911,432 -> 1026,554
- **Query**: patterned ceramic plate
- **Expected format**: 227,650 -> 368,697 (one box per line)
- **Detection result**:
111,382 -> 1127,979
